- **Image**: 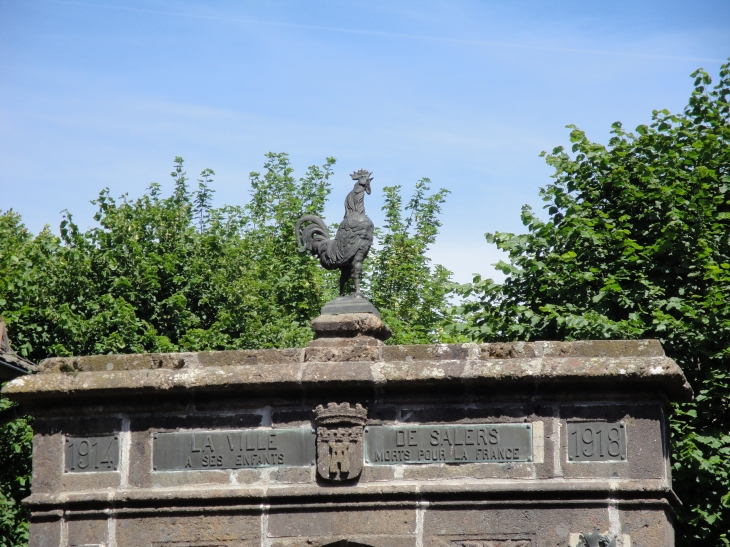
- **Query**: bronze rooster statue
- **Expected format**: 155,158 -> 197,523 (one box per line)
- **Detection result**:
296,169 -> 374,297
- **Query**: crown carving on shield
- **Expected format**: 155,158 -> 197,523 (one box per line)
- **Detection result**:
313,402 -> 367,426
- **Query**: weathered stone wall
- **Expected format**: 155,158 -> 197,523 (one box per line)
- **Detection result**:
4,339 -> 689,547
31,506 -> 675,547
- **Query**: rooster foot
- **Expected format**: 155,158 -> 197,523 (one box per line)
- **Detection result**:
353,291 -> 364,299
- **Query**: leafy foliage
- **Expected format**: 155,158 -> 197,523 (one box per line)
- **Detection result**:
2,153 -> 337,360
366,179 -> 453,344
0,153 -> 453,545
0,150 -> 454,358
0,399 -> 31,547
454,61 -> 730,545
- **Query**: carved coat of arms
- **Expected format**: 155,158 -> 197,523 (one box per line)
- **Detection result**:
313,402 -> 367,481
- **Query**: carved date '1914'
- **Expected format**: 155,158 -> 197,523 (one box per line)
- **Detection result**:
65,435 -> 119,473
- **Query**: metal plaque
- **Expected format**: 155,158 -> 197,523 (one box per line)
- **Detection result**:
152,428 -> 315,471
65,435 -> 119,472
364,424 -> 533,464
567,422 -> 627,462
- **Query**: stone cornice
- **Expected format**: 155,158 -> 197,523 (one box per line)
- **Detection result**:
2,340 -> 693,405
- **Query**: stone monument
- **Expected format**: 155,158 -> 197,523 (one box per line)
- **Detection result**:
1,177 -> 692,547
3,334 -> 691,547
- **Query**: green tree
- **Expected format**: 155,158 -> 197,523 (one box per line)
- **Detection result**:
194,167 -> 216,231
365,179 -> 453,344
0,399 -> 31,547
455,62 -> 730,545
1,154 -> 454,545
0,213 -> 41,547
1,152 -> 337,360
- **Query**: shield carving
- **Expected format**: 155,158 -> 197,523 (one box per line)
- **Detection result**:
313,403 -> 367,481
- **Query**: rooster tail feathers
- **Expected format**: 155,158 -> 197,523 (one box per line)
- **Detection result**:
295,215 -> 330,253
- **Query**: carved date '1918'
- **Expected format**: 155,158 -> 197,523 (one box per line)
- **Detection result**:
567,422 -> 627,462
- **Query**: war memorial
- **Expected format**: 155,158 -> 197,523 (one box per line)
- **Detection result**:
1,170 -> 692,547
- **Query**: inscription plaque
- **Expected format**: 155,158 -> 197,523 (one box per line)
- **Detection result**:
567,422 -> 627,462
364,424 -> 533,464
152,428 -> 315,471
65,435 -> 119,472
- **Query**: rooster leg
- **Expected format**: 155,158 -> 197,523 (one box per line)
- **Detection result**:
339,267 -> 352,297
352,257 -> 364,298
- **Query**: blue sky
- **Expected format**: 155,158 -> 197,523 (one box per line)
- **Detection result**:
1,1 -> 729,283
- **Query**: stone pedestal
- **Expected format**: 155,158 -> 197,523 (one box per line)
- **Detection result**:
320,295 -> 383,318
307,311 -> 392,362
3,337 -> 691,547
310,311 -> 391,341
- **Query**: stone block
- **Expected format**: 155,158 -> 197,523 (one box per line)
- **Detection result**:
38,348 -> 306,374
131,411 -> 263,432
479,342 -> 539,359
268,509 -> 416,538
375,360 -> 467,383
270,535 -> 416,547
198,348 -> 304,367
232,468 -> 263,484
30,429 -> 63,494
272,407 -> 313,427
28,518 -> 61,547
275,466 -> 314,484
423,507 -> 539,538
402,462 -> 534,481
559,404 -> 665,480
423,507 -> 606,547
383,344 -> 472,362
67,516 -> 107,546
32,417 -> 123,494
41,416 -> 123,437
150,469 -> 231,488
302,361 -> 375,382
38,354 -> 156,373
193,393 -> 288,411
619,507 -> 673,547
539,339 -> 665,358
310,312 -> 392,341
127,429 -> 153,488
60,470 -> 121,493
305,337 -> 383,362
115,514 -> 260,547
360,464 -> 396,482
399,404 -> 542,424
367,405 -> 398,424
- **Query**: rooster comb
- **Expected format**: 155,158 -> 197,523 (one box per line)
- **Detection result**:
351,169 -> 373,179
